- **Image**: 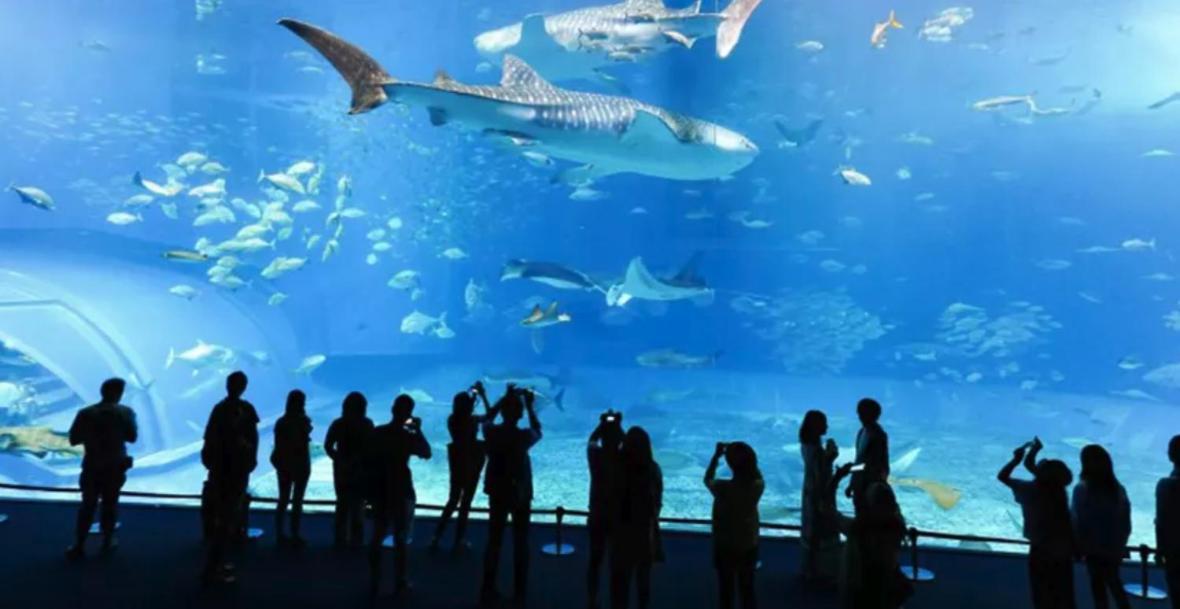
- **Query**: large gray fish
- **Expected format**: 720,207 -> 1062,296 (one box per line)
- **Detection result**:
501,259 -> 603,292
277,19 -> 758,184
474,0 -> 764,84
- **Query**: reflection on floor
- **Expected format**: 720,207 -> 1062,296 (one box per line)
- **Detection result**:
0,499 -> 1171,609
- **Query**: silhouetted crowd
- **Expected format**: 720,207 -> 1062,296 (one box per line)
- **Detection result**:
60,374 -> 1180,609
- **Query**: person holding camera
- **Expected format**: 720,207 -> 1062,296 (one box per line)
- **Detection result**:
366,394 -> 432,598
705,441 -> 764,609
587,409 -> 626,609
480,385 -> 543,607
66,378 -> 138,559
998,438 -> 1076,609
431,380 -> 491,553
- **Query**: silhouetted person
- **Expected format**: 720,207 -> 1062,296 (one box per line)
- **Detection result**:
271,389 -> 312,547
705,441 -> 764,609
999,440 -> 1076,609
366,394 -> 431,598
588,409 -> 626,609
431,381 -> 490,553
846,398 -> 889,514
201,371 -> 259,585
828,467 -> 911,609
609,426 -> 662,609
798,410 -> 840,583
480,386 -> 542,607
1072,444 -> 1131,609
325,391 -> 374,548
66,378 -> 138,559
1157,435 -> 1180,609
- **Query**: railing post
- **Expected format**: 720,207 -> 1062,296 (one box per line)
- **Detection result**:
1123,544 -> 1167,600
900,527 -> 935,582
541,505 -> 575,556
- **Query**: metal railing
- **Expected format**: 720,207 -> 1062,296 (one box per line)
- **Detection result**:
0,481 -> 1168,599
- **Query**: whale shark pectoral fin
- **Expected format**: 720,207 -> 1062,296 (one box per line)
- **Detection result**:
428,107 -> 449,126
663,31 -> 698,49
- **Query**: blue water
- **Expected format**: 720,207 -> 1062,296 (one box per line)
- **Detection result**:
1,0 -> 1179,548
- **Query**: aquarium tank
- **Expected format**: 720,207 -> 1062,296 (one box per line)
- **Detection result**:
2,0 -> 1179,550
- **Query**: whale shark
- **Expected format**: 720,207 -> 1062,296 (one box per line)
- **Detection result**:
606,254 -> 713,306
474,0 -> 764,85
502,259 -> 603,291
277,19 -> 758,184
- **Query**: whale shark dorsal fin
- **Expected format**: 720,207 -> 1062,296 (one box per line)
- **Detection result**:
518,13 -> 555,48
433,69 -> 455,86
501,55 -> 556,91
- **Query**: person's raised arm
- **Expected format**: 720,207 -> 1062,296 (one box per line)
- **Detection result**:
525,390 -> 542,441
998,444 -> 1027,487
704,442 -> 725,491
473,380 -> 491,411
411,419 -> 431,460
1022,437 -> 1042,475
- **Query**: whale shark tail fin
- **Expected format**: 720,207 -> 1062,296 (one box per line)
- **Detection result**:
717,0 -> 764,59
277,19 -> 394,114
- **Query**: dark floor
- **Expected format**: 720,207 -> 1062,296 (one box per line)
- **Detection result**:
0,499 -> 1171,609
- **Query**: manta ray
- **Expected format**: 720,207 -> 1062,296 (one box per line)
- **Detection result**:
606,254 -> 713,306
277,19 -> 758,185
474,0 -> 764,85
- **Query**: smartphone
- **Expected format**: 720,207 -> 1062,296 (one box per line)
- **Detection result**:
405,418 -> 415,426
850,463 -> 866,472
605,415 -> 617,422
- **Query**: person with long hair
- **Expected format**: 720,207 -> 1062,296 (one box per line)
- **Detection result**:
1072,444 -> 1132,609
999,440 -> 1076,609
271,389 -> 312,547
609,426 -> 663,609
798,410 -> 840,582
705,441 -> 764,609
431,381 -> 490,553
324,391 -> 374,548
